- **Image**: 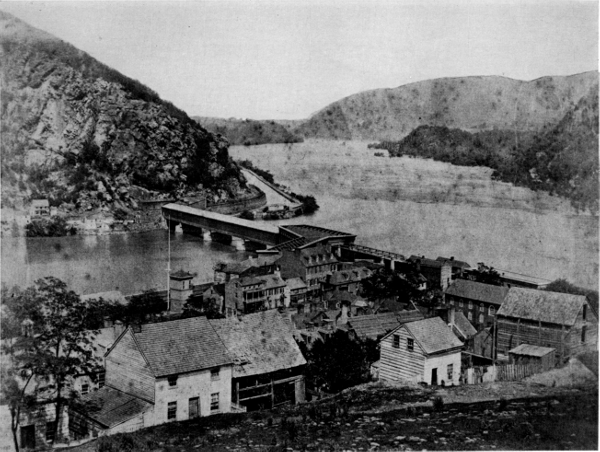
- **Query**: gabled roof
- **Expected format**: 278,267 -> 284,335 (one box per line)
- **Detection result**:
326,267 -> 372,285
445,279 -> 509,305
348,311 -> 423,340
508,344 -> 555,357
286,277 -> 307,291
453,311 -> 477,339
126,317 -> 232,377
497,287 -> 588,326
79,386 -> 152,428
390,317 -> 463,355
436,257 -> 471,269
408,256 -> 447,268
210,310 -> 306,378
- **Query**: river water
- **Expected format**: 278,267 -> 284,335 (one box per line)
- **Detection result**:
2,140 -> 598,294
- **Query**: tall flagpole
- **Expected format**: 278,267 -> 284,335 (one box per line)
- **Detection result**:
167,213 -> 171,312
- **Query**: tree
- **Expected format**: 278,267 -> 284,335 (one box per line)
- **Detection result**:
360,268 -> 419,303
1,277 -> 101,450
126,289 -> 167,325
545,279 -> 599,316
304,331 -> 377,393
466,263 -> 503,286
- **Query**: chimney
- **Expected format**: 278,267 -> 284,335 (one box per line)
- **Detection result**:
132,323 -> 142,333
340,303 -> 349,325
113,320 -> 124,338
450,256 -> 454,261
448,306 -> 456,327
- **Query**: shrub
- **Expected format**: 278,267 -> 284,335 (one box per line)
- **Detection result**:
432,396 -> 444,412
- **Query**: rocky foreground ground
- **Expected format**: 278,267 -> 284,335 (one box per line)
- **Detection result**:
75,359 -> 597,452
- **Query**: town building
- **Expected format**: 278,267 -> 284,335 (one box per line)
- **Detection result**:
71,317 -> 233,438
213,255 -> 281,283
30,199 -> 50,217
496,288 -> 598,361
379,317 -> 463,385
286,277 -> 308,306
224,272 -> 289,315
435,256 -> 471,280
508,344 -> 556,372
210,310 -> 306,411
444,279 -> 509,330
321,266 -> 373,298
347,310 -> 424,341
407,256 -> 452,290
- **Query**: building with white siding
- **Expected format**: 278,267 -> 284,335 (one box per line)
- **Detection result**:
379,317 -> 463,386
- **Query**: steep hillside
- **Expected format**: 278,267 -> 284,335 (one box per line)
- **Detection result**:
0,11 -> 249,216
372,84 -> 599,212
194,117 -> 303,146
297,73 -> 598,140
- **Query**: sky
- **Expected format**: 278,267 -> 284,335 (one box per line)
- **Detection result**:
1,0 -> 598,120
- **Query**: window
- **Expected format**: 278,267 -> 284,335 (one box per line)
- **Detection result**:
46,422 -> 56,443
479,314 -> 484,324
211,393 -> 219,412
582,326 -> 587,343
447,364 -> 453,381
81,383 -> 89,395
468,311 -> 473,321
489,306 -> 495,316
168,375 -> 178,387
479,304 -> 484,312
211,368 -> 220,381
392,334 -> 400,348
407,338 -> 414,351
97,371 -> 105,388
459,300 -> 463,308
583,304 -> 587,321
189,397 -> 200,419
448,298 -> 454,306
468,301 -> 473,309
168,402 -> 177,420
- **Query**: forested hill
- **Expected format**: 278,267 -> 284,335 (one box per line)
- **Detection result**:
296,72 -> 598,141
372,83 -> 599,213
194,117 -> 304,146
0,11 -> 249,215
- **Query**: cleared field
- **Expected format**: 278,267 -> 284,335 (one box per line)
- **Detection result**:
231,140 -> 599,289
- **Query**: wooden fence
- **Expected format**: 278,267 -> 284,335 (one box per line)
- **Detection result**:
464,362 -> 546,384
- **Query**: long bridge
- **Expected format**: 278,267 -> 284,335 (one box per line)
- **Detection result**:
162,203 -> 281,247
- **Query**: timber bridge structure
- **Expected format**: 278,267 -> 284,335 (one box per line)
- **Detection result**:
162,203 -> 407,268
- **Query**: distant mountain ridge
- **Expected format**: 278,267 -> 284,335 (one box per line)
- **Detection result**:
0,11 -> 248,217
296,72 -> 598,141
194,116 -> 303,146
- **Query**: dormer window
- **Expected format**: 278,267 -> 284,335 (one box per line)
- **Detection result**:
168,375 -> 178,387
211,368 -> 220,381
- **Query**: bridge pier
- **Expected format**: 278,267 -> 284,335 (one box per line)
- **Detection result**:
211,231 -> 233,244
202,230 -> 212,241
166,219 -> 178,233
181,224 -> 204,236
232,237 -> 246,251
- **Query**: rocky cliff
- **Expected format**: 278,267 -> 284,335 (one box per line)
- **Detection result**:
296,72 -> 598,141
0,11 -> 249,219
194,116 -> 303,146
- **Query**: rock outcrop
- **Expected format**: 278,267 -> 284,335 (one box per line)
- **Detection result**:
0,11 -> 249,217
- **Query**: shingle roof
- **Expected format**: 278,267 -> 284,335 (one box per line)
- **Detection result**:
210,311 -> 306,378
348,311 -> 423,340
131,317 -> 232,377
497,287 -> 587,326
453,311 -> 477,338
436,257 -> 471,269
445,279 -> 509,305
403,317 -> 463,355
286,277 -> 307,291
80,386 -> 151,428
508,344 -> 555,357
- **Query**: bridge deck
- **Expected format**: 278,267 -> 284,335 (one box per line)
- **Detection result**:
163,203 -> 279,234
341,244 -> 406,262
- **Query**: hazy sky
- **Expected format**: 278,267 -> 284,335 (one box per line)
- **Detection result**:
1,0 -> 598,119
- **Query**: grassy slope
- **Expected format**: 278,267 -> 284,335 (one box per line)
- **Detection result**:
297,72 -> 598,141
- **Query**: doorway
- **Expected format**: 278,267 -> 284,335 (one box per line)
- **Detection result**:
431,368 -> 438,386
21,424 -> 36,450
189,397 -> 199,419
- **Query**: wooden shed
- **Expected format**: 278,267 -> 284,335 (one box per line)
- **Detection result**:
508,344 -> 556,371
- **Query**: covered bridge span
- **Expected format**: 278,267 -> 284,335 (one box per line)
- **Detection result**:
162,203 -> 281,246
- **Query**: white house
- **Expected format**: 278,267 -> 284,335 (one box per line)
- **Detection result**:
379,317 -> 463,386
71,316 -> 234,439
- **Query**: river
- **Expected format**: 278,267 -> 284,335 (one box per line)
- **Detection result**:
2,139 -> 598,294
